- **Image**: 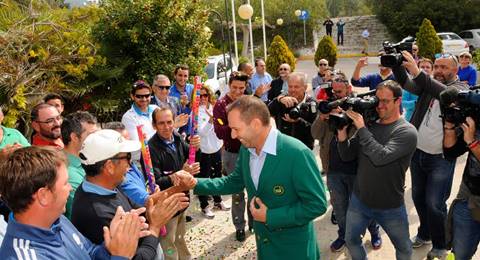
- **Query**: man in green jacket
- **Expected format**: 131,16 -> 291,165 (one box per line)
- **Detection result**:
181,95 -> 327,259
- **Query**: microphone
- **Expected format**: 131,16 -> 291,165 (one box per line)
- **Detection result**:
439,87 -> 459,106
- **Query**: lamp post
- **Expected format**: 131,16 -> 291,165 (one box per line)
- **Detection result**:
209,10 -> 227,76
238,2 -> 254,63
223,0 -> 233,66
231,0 -> 239,64
260,0 -> 267,61
276,18 -> 283,26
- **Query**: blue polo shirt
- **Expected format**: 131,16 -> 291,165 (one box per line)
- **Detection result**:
351,73 -> 395,90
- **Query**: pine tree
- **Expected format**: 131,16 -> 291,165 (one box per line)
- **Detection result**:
266,35 -> 296,78
416,18 -> 443,61
314,35 -> 337,67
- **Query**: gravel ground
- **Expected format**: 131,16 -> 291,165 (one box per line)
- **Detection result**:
183,144 -> 473,260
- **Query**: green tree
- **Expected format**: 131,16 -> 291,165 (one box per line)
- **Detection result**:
368,0 -> 480,40
266,35 -> 296,78
314,35 -> 337,67
92,0 -> 211,114
416,18 -> 442,61
0,0 -> 103,128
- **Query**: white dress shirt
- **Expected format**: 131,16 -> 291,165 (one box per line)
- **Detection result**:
248,127 -> 278,190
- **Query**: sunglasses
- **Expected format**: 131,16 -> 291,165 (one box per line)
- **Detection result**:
200,94 -> 209,98
155,85 -> 171,90
134,94 -> 151,99
111,153 -> 132,163
319,63 -> 328,66
279,67 -> 289,71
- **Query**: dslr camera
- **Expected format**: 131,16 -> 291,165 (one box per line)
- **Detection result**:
320,90 -> 379,130
283,100 -> 317,120
380,36 -> 415,68
440,86 -> 480,126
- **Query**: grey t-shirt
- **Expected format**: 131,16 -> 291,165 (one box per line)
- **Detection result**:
338,118 -> 417,209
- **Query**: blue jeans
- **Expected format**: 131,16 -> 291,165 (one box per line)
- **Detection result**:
452,200 -> 480,260
410,149 -> 456,249
327,173 -> 380,240
345,194 -> 412,260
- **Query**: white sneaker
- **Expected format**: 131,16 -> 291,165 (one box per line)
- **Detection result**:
214,201 -> 231,211
201,207 -> 215,219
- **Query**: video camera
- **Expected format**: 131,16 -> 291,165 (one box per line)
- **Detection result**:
439,86 -> 480,126
319,90 -> 379,130
380,36 -> 415,68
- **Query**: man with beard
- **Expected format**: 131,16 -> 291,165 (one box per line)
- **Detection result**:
189,96 -> 327,259
393,51 -> 468,259
351,54 -> 395,90
31,103 -> 64,149
338,80 -> 417,260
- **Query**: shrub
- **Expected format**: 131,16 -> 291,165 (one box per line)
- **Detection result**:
314,35 -> 337,67
416,18 -> 442,61
266,35 -> 296,78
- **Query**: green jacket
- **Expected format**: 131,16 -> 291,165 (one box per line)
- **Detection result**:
195,132 -> 327,260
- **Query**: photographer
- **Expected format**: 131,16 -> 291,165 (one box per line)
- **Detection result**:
392,51 -> 468,259
444,115 -> 480,260
443,115 -> 480,259
311,72 -> 382,252
269,72 -> 317,149
337,80 -> 417,260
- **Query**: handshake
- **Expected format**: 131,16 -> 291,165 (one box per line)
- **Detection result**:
168,161 -> 200,191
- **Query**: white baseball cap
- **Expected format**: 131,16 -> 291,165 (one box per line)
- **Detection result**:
79,129 -> 141,165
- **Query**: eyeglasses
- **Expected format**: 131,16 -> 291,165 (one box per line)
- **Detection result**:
319,63 -> 328,66
154,85 -> 171,90
279,67 -> 289,71
378,98 -> 398,105
35,115 -> 62,125
134,94 -> 151,99
111,153 -> 132,163
200,94 -> 209,98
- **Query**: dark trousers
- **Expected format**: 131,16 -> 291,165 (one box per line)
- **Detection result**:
411,149 -> 456,250
326,29 -> 332,37
337,32 -> 344,45
197,150 -> 223,209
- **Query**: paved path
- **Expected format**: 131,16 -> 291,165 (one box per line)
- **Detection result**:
183,58 -> 477,259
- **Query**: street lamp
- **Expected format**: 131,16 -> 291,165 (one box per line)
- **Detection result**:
276,18 -> 283,26
260,0 -> 267,61
238,2 -> 254,63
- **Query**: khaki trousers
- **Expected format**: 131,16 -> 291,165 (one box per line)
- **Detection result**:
159,212 -> 191,260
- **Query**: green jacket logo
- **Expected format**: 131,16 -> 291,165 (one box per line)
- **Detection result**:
273,185 -> 285,196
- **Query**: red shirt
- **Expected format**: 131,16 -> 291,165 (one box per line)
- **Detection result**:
212,94 -> 241,153
32,134 -> 64,149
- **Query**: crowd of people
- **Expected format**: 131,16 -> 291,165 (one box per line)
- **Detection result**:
0,45 -> 479,260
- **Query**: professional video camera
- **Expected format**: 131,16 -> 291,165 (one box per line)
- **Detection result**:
380,36 -> 415,68
439,86 -> 480,126
319,90 -> 379,130
283,99 -> 317,120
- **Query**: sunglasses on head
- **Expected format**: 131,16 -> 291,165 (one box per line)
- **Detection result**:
134,94 -> 151,99
434,53 -> 458,64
